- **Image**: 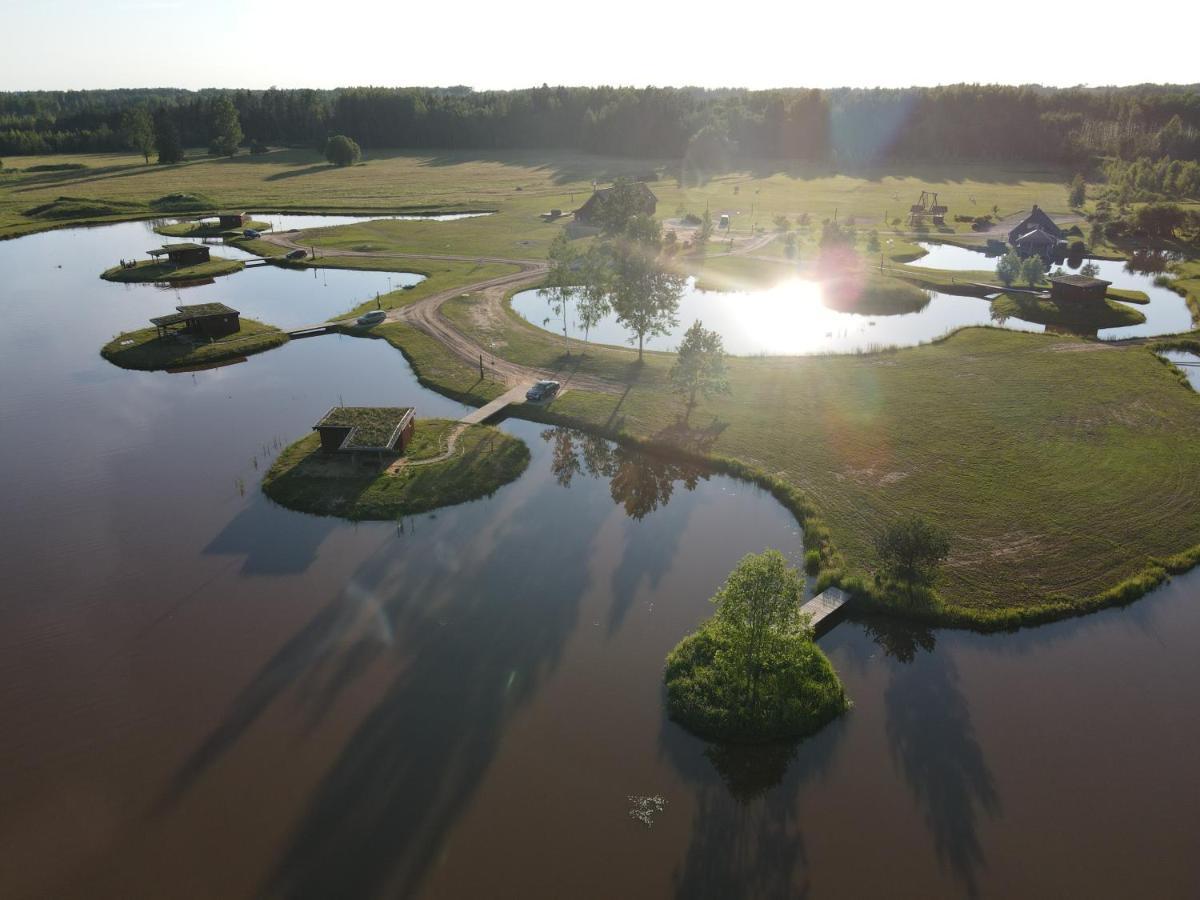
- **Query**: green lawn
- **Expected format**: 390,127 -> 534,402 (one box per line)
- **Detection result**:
154,218 -> 269,238
101,318 -> 287,370
262,420 -> 530,520
100,256 -> 244,283
991,294 -> 1145,330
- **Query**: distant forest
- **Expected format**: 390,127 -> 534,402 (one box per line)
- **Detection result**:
2,84 -> 1199,166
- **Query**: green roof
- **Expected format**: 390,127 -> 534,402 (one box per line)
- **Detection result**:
315,406 -> 414,450
150,302 -> 239,327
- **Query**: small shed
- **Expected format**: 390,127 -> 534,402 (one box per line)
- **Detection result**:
218,212 -> 249,228
149,243 -> 211,266
574,182 -> 657,226
1049,274 -> 1111,304
314,406 -> 416,456
150,302 -> 241,339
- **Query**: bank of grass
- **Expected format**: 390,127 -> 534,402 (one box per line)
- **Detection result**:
261,419 -> 529,520
1107,287 -> 1150,304
100,256 -> 244,283
427,290 -> 1200,624
665,620 -> 848,743
991,293 -> 1146,329
101,318 -> 287,370
154,218 -> 269,238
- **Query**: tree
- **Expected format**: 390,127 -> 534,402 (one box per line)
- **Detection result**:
995,250 -> 1021,286
669,320 -> 730,411
539,232 -> 580,347
695,208 -> 713,254
711,550 -> 806,710
596,179 -> 648,235
1021,254 -> 1045,287
208,96 -> 242,156
575,246 -> 612,347
874,516 -> 951,585
153,111 -> 183,164
1080,261 -> 1100,278
325,134 -> 362,167
607,240 -> 685,361
1135,202 -> 1186,238
1069,173 -> 1087,207
120,106 -> 154,163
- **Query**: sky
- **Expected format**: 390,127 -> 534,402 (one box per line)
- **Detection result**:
2,0 -> 1197,92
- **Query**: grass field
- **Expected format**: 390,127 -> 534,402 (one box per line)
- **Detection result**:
101,318 -> 287,370
991,294 -> 1146,329
262,419 -> 530,520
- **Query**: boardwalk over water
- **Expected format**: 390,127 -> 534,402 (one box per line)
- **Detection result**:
459,382 -> 533,425
801,587 -> 850,635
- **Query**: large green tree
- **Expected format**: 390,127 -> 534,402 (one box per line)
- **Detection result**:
607,239 -> 684,361
153,111 -> 183,164
324,134 -> 361,166
874,516 -> 951,585
669,320 -> 730,410
121,106 -> 154,163
995,250 -> 1021,286
208,96 -> 243,156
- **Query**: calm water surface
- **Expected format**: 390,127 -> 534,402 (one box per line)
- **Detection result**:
1,221 -> 1199,898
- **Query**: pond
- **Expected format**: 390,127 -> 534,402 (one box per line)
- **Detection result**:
1160,350 -> 1200,390
907,241 -> 1195,339
2,219 -> 1200,898
511,277 -> 1041,356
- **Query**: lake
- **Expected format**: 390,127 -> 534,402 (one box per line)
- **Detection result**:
2,220 -> 1199,898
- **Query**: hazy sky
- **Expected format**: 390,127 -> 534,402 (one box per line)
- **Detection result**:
2,0 -> 1195,91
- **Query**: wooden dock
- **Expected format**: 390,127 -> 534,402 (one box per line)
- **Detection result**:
801,587 -> 850,635
287,323 -> 339,339
458,382 -> 532,425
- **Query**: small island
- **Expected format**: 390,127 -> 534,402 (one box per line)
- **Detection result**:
665,550 -> 849,743
101,303 -> 287,370
262,410 -> 530,520
155,211 -> 270,238
101,242 -> 244,283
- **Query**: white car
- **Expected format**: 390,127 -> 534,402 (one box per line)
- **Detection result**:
356,310 -> 387,326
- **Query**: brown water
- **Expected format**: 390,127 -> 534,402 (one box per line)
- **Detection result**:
2,223 -> 1199,899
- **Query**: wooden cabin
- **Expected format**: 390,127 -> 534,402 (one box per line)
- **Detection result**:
150,303 -> 241,339
314,406 -> 416,456
1012,227 -> 1059,259
148,243 -> 211,266
218,212 -> 249,228
1049,274 -> 1111,304
1008,205 -> 1063,245
574,182 -> 657,226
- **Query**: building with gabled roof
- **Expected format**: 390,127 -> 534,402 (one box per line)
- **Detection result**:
574,182 -> 657,226
1008,205 -> 1063,245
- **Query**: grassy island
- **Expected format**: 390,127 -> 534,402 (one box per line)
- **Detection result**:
262,418 -> 529,520
100,256 -> 244,283
665,551 -> 848,743
154,219 -> 270,238
101,317 -> 287,370
991,293 -> 1146,331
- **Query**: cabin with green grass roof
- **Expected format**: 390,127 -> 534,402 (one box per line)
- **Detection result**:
148,242 -> 210,266
314,406 -> 416,456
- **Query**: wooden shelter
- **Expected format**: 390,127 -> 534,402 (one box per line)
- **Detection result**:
1007,205 -> 1063,245
1012,227 -> 1059,258
150,303 -> 241,339
148,243 -> 210,266
574,182 -> 657,226
218,212 -> 249,228
1049,274 -> 1111,303
314,406 -> 416,456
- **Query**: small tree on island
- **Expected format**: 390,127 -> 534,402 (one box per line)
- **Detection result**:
208,96 -> 243,157
875,516 -> 951,586
325,134 -> 362,167
1021,254 -> 1045,287
669,320 -> 729,411
996,250 -> 1022,287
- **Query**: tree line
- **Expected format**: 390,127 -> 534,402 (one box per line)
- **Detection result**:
2,84 -> 1199,165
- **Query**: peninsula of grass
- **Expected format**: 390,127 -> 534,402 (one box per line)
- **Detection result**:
100,256 -> 244,283
991,293 -> 1146,330
1107,287 -> 1150,305
101,318 -> 287,371
262,418 -> 529,520
154,218 -> 270,238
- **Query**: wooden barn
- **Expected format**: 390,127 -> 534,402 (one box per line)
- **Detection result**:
574,182 -> 657,226
1007,205 -> 1063,245
218,212 -> 249,228
1049,274 -> 1111,303
314,406 -> 416,456
150,302 -> 241,339
148,243 -> 211,266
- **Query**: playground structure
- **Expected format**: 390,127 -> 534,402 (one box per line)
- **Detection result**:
909,190 -> 949,226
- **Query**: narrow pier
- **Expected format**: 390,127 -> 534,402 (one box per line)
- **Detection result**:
287,323 -> 338,339
801,586 -> 850,635
458,382 -> 532,425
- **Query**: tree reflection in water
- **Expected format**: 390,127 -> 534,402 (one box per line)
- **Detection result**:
541,427 -> 709,520
859,614 -> 937,663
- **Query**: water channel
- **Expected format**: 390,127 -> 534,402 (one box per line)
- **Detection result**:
1,219 -> 1198,898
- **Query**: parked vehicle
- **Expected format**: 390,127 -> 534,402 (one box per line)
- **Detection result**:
286,248 -> 308,261
356,310 -> 387,326
525,380 -> 560,402
243,228 -> 261,239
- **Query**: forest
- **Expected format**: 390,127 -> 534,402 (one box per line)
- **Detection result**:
2,84 -> 1199,166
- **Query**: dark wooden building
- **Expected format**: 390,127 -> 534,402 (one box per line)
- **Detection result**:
218,212 -> 249,228
1007,205 -> 1063,245
574,182 -> 657,226
149,243 -> 211,266
150,303 -> 241,339
1012,227 -> 1059,258
314,406 -> 416,456
1049,274 -> 1111,303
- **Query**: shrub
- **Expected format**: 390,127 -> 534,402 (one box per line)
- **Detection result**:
874,515 -> 951,585
324,134 -> 362,167
249,139 -> 269,155
804,549 -> 821,575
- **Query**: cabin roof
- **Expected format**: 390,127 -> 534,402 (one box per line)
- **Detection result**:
1048,274 -> 1111,288
149,242 -> 208,255
314,406 -> 415,450
149,302 -> 239,327
1014,227 -> 1058,245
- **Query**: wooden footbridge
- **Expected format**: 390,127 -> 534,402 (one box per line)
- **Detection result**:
458,382 -> 534,425
801,586 -> 850,635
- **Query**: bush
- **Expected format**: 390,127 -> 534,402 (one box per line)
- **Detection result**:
324,134 -> 362,167
874,515 -> 951,584
804,549 -> 821,575
249,139 -> 269,155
